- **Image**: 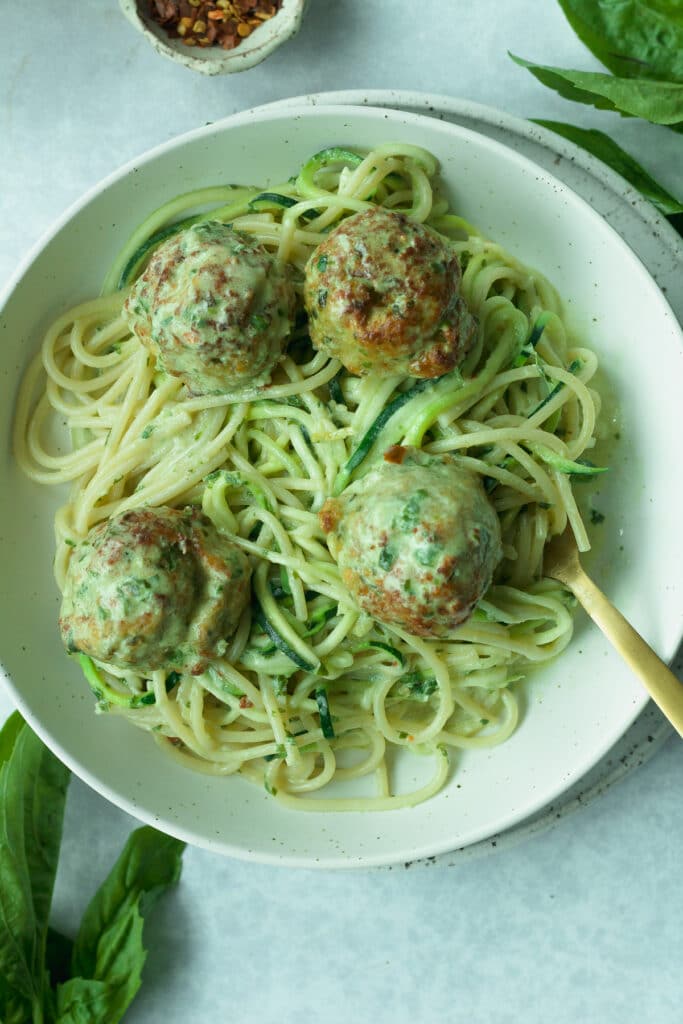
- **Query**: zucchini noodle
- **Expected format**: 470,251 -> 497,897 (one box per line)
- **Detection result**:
13,143 -> 605,810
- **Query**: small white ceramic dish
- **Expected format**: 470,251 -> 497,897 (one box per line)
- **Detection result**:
1,104 -> 682,868
119,0 -> 308,75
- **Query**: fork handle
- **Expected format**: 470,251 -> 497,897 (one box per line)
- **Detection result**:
568,567 -> 683,736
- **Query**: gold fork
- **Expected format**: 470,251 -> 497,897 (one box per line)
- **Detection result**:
544,527 -> 683,736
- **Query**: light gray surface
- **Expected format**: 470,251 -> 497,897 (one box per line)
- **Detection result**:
2,3 -> 683,1022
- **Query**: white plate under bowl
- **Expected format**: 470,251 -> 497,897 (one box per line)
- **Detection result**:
1,103 -> 682,868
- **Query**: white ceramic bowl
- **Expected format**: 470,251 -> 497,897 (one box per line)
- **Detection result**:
119,0 -> 308,75
1,104 -> 682,867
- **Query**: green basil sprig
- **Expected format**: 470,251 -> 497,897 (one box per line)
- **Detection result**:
555,0 -> 683,82
510,54 -> 683,129
532,120 -> 683,216
510,0 -> 683,225
0,712 -> 185,1024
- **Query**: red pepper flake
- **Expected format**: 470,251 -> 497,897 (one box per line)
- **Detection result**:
148,0 -> 282,49
239,695 -> 254,708
383,444 -> 408,465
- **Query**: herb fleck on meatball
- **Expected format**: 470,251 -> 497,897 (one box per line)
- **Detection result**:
124,221 -> 295,394
59,506 -> 251,675
320,447 -> 502,636
304,207 -> 477,378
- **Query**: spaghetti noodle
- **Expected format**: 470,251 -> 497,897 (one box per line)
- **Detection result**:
13,142 -> 604,809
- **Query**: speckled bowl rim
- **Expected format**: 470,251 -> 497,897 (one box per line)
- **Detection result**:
260,89 -> 683,269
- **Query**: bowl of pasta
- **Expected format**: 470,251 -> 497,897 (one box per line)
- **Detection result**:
2,103 -> 682,867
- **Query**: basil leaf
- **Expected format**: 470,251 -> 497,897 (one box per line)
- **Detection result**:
0,716 -> 70,1014
0,985 -> 30,1024
0,716 -> 185,1023
56,977 -> 130,1024
510,53 -> 683,128
62,827 -> 185,1024
533,119 -> 683,215
0,711 -> 24,765
556,0 -> 683,82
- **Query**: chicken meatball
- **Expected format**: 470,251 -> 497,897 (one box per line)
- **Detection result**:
304,207 -> 477,378
320,447 -> 502,636
124,221 -> 295,394
59,506 -> 251,675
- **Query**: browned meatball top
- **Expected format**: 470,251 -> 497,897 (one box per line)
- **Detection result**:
59,506 -> 251,675
320,447 -> 502,637
124,221 -> 295,394
304,207 -> 477,378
